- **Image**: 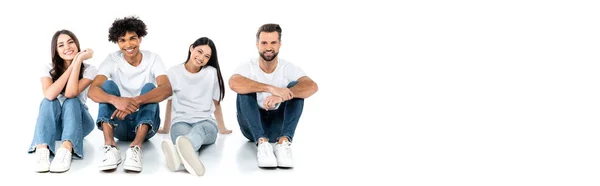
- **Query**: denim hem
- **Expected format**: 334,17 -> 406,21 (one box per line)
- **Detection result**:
27,144 -> 54,156
59,139 -> 84,159
254,136 -> 270,146
96,117 -> 117,130
278,135 -> 293,143
135,120 -> 155,134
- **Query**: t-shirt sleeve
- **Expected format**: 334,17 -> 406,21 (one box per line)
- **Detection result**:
213,72 -> 221,101
166,66 -> 177,100
233,62 -> 251,78
285,63 -> 307,82
152,55 -> 167,78
82,64 -> 98,80
97,55 -> 114,79
40,64 -> 52,78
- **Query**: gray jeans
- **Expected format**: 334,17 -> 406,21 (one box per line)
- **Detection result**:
170,118 -> 218,151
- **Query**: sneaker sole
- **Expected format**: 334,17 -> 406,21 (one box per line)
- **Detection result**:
277,163 -> 294,168
176,136 -> 205,176
162,140 -> 181,171
98,164 -> 118,171
123,164 -> 142,172
98,159 -> 121,171
50,166 -> 70,173
258,161 -> 278,168
35,168 -> 49,173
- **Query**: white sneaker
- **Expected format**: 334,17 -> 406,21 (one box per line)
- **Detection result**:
257,141 -> 277,167
34,148 -> 50,172
50,147 -> 72,172
98,145 -> 121,171
275,141 -> 294,168
123,145 -> 143,172
176,136 -> 205,176
161,140 -> 182,171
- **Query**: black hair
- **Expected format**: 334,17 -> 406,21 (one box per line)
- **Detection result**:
108,16 -> 147,43
185,37 -> 225,102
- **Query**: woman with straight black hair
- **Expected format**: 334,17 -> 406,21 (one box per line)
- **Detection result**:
159,37 -> 231,176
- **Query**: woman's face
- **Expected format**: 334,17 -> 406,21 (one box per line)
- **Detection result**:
56,34 -> 78,61
188,45 -> 212,68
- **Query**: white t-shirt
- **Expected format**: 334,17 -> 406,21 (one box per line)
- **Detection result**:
168,64 -> 221,123
96,50 -> 167,97
233,58 -> 306,110
40,63 -> 97,106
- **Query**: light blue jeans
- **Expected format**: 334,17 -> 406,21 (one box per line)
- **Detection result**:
28,98 -> 94,159
170,118 -> 218,151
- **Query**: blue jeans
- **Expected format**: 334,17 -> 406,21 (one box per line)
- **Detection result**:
236,81 -> 304,144
96,80 -> 160,141
170,119 -> 218,151
28,98 -> 94,159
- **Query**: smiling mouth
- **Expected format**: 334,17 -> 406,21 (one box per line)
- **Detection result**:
124,47 -> 135,54
64,50 -> 74,55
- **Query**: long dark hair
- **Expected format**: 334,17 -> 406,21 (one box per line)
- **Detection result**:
185,37 -> 225,102
50,30 -> 85,93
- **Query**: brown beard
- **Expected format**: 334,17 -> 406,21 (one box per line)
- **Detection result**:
259,51 -> 278,61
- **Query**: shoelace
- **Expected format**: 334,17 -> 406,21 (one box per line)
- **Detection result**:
130,147 -> 141,162
101,145 -> 112,153
37,150 -> 49,163
277,143 -> 291,156
258,143 -> 272,157
55,149 -> 67,163
101,145 -> 115,161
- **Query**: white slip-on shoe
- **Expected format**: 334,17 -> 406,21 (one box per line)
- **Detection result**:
176,136 -> 205,176
50,147 -> 72,172
34,148 -> 50,173
162,140 -> 182,171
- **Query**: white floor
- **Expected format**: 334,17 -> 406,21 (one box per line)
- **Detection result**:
11,112 -> 341,184
7,93 -> 367,185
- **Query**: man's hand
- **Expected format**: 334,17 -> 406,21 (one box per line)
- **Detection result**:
132,96 -> 143,106
111,110 -> 129,120
110,97 -> 139,114
268,86 -> 293,101
264,95 -> 284,111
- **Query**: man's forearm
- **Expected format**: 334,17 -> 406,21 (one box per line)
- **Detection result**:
88,85 -> 118,104
136,85 -> 172,104
289,78 -> 318,99
229,75 -> 272,94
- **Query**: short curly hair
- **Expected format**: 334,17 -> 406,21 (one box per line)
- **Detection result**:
108,16 -> 147,43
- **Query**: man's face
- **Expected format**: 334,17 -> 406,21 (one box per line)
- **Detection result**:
117,31 -> 141,57
256,31 -> 280,62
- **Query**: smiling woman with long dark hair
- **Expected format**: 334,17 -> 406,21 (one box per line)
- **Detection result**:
28,29 -> 97,173
159,37 -> 232,176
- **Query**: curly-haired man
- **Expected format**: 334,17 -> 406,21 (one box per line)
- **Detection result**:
88,16 -> 172,172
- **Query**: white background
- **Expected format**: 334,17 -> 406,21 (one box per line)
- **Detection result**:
0,0 -> 599,185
